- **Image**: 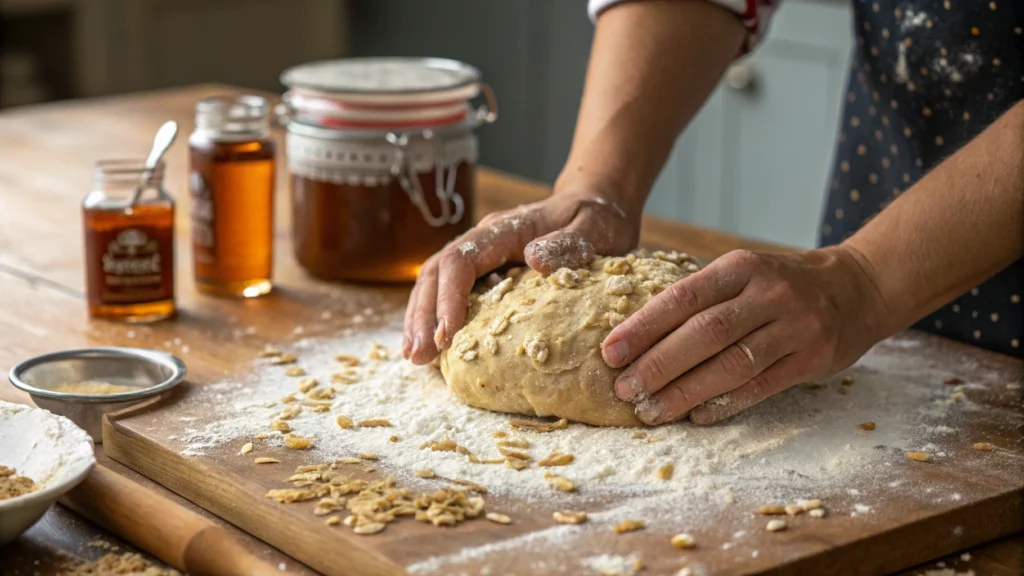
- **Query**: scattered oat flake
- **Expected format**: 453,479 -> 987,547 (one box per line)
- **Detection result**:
325,516 -> 341,526
492,431 -> 508,439
973,442 -> 995,451
285,366 -> 306,377
353,522 -> 386,535
537,451 -> 574,467
485,512 -> 512,524
359,453 -> 378,461
785,504 -> 803,516
389,435 -> 400,443
257,347 -> 282,358
670,533 -> 696,549
255,457 -> 280,464
239,442 -> 254,455
656,463 -> 674,480
509,418 -> 568,433
553,510 -> 588,525
336,415 -> 354,429
451,478 -> 488,494
757,505 -> 786,515
284,435 -> 312,450
497,439 -> 530,449
809,508 -> 827,518
336,457 -> 361,464
612,519 -> 645,534
269,353 -> 297,365
544,473 -> 575,492
358,418 -> 393,428
906,451 -> 931,462
766,519 -> 787,532
334,354 -> 360,367
415,469 -> 435,479
860,421 -> 877,431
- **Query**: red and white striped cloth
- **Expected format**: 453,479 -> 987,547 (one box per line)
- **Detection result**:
588,0 -> 779,53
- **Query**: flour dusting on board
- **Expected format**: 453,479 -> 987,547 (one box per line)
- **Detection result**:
169,314 -> 1021,575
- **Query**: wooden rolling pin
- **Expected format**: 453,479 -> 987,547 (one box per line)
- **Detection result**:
60,465 -> 282,576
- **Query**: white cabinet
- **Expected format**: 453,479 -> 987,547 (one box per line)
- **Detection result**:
647,0 -> 854,248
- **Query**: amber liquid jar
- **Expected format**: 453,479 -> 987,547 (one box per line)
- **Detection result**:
189,96 -> 276,297
288,126 -> 476,282
279,57 -> 497,283
83,160 -> 175,322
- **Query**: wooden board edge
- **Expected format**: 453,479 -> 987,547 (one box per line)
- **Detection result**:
770,488 -> 1024,575
102,416 -> 407,576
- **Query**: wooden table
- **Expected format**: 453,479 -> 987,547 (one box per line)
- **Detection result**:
0,85 -> 1020,575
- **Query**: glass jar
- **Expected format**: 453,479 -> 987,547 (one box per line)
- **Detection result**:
189,95 -> 276,298
83,160 -> 175,322
278,57 -> 498,283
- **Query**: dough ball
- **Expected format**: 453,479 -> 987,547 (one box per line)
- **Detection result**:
440,251 -> 698,427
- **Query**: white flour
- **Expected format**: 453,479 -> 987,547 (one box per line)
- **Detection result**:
168,316 -> 1021,575
0,401 -> 94,493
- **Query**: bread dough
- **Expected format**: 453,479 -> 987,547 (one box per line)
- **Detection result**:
441,251 -> 698,427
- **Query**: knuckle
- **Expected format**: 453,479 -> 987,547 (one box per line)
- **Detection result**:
667,380 -> 697,413
692,311 -> 732,349
718,344 -> 753,379
665,280 -> 699,312
744,372 -> 772,400
638,352 -> 673,385
725,249 -> 760,268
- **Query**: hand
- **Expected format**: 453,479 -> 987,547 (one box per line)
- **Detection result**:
601,246 -> 890,425
403,188 -> 642,365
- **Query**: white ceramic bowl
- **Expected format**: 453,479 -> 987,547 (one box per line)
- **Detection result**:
0,400 -> 95,544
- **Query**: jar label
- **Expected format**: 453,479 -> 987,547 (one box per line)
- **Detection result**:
190,170 -> 216,260
93,226 -> 173,303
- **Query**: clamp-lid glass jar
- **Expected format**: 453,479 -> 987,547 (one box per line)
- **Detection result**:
279,57 -> 498,283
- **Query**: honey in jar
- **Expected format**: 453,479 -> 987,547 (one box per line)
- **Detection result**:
83,160 -> 175,322
279,57 -> 498,283
189,95 -> 276,297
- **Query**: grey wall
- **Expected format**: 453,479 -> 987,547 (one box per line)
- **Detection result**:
348,0 -> 594,184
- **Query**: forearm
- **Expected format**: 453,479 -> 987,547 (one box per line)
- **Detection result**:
555,0 -> 745,216
844,100 -> 1024,338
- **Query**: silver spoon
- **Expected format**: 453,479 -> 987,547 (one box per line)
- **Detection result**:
130,120 -> 178,205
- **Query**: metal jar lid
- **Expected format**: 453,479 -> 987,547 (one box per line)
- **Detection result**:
280,57 -> 482,102
278,57 -> 497,130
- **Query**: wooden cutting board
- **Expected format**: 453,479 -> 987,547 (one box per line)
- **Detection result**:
1,84 -> 1020,575
102,294 -> 1024,576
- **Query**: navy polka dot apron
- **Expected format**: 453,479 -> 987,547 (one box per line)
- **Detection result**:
820,0 -> 1023,358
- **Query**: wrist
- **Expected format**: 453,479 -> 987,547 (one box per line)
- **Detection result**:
553,166 -> 648,225
826,243 -> 897,344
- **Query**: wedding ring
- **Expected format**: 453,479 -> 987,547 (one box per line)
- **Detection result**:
736,341 -> 755,365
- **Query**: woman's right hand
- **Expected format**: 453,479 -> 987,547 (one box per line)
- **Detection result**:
403,187 -> 642,365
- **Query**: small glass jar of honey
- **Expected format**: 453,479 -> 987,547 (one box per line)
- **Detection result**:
278,57 -> 498,283
83,160 -> 175,322
189,95 -> 276,297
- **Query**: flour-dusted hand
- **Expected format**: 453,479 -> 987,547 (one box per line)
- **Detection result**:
403,189 -> 640,365
601,247 -> 891,425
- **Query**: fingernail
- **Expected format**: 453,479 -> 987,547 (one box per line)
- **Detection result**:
411,335 -> 422,357
635,397 -> 667,425
615,374 -> 647,403
402,334 -> 411,357
433,320 -> 447,350
603,340 -> 629,367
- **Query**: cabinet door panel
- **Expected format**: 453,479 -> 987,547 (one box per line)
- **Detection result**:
646,1 -> 853,249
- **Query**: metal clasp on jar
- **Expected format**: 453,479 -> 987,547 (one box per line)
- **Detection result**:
386,84 -> 498,228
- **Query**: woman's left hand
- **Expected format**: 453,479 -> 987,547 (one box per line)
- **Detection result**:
602,245 -> 892,425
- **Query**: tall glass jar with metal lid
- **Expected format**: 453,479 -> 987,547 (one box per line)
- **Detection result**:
278,57 -> 498,283
189,95 -> 276,298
